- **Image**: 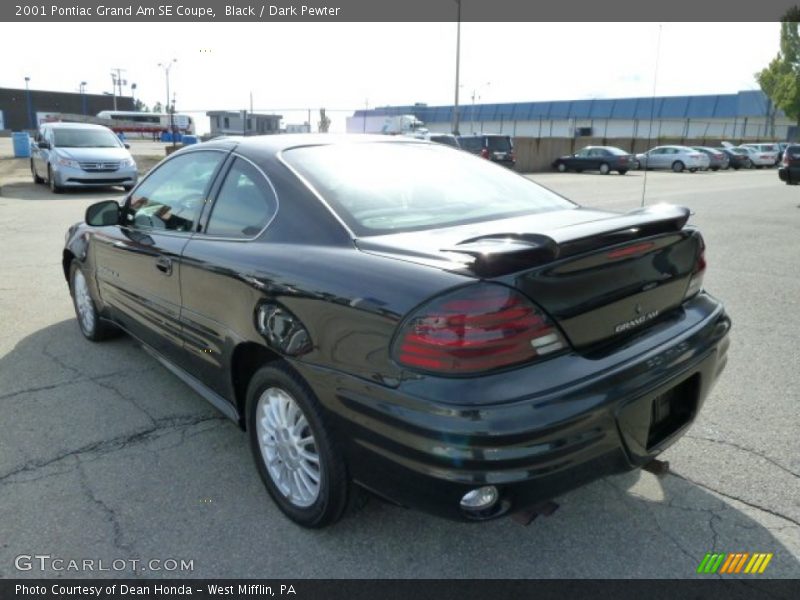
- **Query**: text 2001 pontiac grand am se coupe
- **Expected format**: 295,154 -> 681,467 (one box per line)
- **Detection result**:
63,135 -> 730,527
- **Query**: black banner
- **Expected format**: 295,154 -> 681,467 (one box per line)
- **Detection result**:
2,0 -> 800,22
2,579 -> 800,600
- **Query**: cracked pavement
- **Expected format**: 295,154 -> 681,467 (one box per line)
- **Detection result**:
0,154 -> 798,578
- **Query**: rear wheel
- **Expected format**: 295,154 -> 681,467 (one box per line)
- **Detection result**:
599,163 -> 610,175
672,161 -> 685,173
247,363 -> 350,528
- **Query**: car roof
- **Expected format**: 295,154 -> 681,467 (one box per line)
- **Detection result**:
41,122 -> 114,131
202,133 -> 428,155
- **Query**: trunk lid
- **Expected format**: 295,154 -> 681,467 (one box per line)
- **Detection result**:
356,204 -> 702,349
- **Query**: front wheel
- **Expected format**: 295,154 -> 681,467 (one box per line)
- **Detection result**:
672,161 -> 685,173
555,162 -> 567,173
48,165 -> 63,194
31,160 -> 44,184
247,363 -> 350,528
69,261 -> 119,341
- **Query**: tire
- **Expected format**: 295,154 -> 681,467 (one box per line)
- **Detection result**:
69,260 -> 119,341
31,160 -> 44,184
711,167 -> 719,171
247,363 -> 350,528
556,162 -> 567,173
48,165 -> 63,194
672,161 -> 685,173
618,169 -> 628,175
599,163 -> 610,175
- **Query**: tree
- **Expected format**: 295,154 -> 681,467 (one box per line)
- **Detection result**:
318,108 -> 331,133
757,8 -> 800,126
134,99 -> 149,112
152,101 -> 163,113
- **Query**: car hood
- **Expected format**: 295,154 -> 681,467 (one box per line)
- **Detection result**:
54,147 -> 132,161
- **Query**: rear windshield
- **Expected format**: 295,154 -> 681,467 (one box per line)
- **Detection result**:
486,136 -> 512,152
430,135 -> 459,147
457,137 -> 483,152
605,147 -> 628,155
283,142 -> 574,236
53,128 -> 122,148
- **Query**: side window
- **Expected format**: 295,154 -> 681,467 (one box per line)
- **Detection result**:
127,151 -> 223,233
205,158 -> 277,238
576,148 -> 590,157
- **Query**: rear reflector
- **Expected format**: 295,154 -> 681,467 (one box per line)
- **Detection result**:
393,284 -> 566,375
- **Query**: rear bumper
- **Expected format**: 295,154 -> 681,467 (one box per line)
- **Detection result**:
295,293 -> 731,521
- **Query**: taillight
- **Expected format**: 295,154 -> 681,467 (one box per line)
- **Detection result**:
393,284 -> 567,375
784,154 -> 790,166
480,148 -> 490,159
685,243 -> 706,300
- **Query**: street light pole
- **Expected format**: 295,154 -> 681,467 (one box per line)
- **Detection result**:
451,0 -> 461,135
24,76 -> 34,130
158,59 -> 177,147
79,82 -> 87,115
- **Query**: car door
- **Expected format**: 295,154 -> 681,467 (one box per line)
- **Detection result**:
32,126 -> 49,177
91,150 -> 228,362
571,147 -> 590,169
178,155 -> 279,398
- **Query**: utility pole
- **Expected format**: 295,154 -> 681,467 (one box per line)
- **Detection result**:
158,59 -> 177,147
452,0 -> 461,135
24,76 -> 33,129
110,67 -> 127,111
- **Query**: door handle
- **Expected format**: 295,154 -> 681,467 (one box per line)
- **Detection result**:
155,256 -> 173,275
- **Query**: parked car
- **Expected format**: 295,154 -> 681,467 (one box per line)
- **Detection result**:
691,147 -> 729,171
777,144 -> 800,185
551,146 -> 634,175
65,135 -> 730,527
717,148 -> 751,170
31,122 -> 138,193
738,144 -> 779,168
428,133 -> 461,148
635,146 -> 711,172
457,134 -> 515,168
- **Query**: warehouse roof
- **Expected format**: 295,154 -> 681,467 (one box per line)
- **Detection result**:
353,90 -> 775,122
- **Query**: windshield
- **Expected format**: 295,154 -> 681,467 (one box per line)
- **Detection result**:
53,128 -> 122,148
284,142 -> 574,236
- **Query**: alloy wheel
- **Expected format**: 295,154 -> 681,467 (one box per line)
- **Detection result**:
256,387 -> 321,508
73,269 -> 95,334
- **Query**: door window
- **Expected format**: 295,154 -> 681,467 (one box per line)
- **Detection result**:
205,158 -> 277,238
126,151 -> 224,233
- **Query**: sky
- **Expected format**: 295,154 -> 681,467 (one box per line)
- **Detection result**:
0,22 -> 780,133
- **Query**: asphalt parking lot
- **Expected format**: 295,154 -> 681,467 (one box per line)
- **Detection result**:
0,151 -> 798,578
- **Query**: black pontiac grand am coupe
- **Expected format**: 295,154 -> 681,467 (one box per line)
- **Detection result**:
64,135 -> 730,527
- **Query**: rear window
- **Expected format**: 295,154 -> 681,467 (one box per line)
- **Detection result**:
758,144 -> 778,152
457,137 -> 483,152
430,135 -> 459,148
486,136 -> 512,152
605,147 -> 628,155
283,142 -> 574,236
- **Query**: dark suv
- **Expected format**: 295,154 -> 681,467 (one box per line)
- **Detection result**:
457,134 -> 515,168
778,144 -> 800,185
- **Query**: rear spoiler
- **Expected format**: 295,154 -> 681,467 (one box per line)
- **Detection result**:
442,204 -> 691,277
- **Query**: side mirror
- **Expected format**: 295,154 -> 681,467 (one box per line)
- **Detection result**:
124,143 -> 130,149
85,200 -> 120,227
37,140 -> 50,149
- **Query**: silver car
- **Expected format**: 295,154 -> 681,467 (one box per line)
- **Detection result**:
635,145 -> 711,173
738,143 -> 779,168
31,123 -> 138,193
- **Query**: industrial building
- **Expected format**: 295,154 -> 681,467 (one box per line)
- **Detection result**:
0,87 -> 134,133
206,111 -> 282,136
353,90 -> 791,141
